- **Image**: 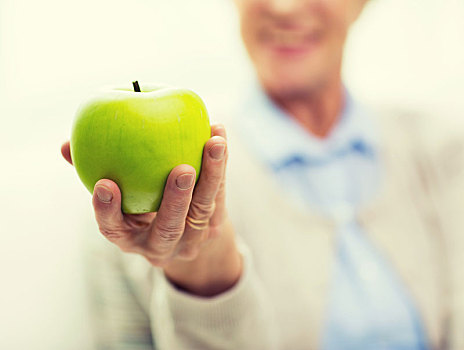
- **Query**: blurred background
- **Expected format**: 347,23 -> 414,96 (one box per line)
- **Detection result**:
0,0 -> 463,348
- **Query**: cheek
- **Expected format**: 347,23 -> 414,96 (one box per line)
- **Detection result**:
319,2 -> 349,32
324,0 -> 358,35
239,7 -> 262,54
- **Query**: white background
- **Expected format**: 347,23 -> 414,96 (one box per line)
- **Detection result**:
0,0 -> 463,348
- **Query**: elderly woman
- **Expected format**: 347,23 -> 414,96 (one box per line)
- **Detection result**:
62,0 -> 463,349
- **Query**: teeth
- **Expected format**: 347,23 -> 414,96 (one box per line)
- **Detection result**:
259,26 -> 320,49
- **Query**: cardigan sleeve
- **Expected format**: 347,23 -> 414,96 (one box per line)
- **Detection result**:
85,228 -> 278,350
84,233 -> 155,350
149,240 -> 278,350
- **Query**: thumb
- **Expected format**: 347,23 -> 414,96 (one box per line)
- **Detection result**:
61,141 -> 73,165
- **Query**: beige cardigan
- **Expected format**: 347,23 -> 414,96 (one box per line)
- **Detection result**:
87,107 -> 464,349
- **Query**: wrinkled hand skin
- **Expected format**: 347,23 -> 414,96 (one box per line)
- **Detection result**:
62,124 -> 242,297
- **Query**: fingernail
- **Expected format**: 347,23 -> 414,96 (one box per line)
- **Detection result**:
176,173 -> 194,190
95,186 -> 113,203
209,143 -> 225,160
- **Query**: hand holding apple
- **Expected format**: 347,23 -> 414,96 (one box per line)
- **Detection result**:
62,103 -> 242,296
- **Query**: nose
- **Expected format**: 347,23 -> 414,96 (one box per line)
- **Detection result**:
267,0 -> 305,15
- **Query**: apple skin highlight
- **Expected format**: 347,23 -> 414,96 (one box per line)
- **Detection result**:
71,86 -> 211,213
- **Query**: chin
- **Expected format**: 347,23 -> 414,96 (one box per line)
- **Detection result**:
261,70 -> 321,99
258,54 -> 322,92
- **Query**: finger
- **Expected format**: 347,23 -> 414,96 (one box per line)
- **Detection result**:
92,179 -> 134,251
175,127 -> 227,259
209,157 -> 228,233
176,136 -> 226,260
211,124 -> 227,187
187,136 -> 226,224
209,126 -> 228,231
61,141 -> 73,165
150,164 -> 196,255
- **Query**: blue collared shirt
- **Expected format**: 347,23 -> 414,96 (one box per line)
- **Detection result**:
234,81 -> 428,349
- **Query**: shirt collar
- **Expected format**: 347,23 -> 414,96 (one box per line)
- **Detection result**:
235,79 -> 379,171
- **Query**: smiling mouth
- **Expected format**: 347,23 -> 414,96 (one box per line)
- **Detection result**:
260,28 -> 322,54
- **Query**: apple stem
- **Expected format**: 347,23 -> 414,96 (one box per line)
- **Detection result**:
132,81 -> 141,92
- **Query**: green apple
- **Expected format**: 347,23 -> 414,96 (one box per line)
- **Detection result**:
70,83 -> 211,214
